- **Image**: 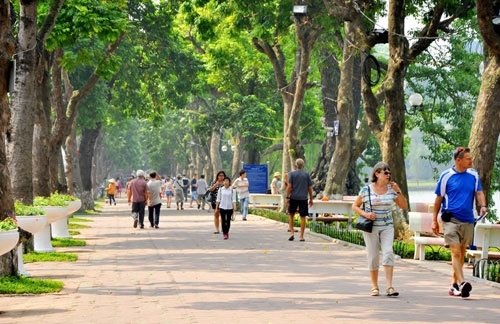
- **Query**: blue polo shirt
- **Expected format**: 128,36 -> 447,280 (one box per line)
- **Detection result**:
435,167 -> 482,223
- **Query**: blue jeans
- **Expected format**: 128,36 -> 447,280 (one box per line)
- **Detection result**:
239,197 -> 249,219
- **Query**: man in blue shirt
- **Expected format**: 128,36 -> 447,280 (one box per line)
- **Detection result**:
432,147 -> 487,298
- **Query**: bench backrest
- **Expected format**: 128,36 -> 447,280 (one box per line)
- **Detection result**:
412,202 -> 434,213
409,212 -> 441,233
249,194 -> 281,204
474,224 -> 500,249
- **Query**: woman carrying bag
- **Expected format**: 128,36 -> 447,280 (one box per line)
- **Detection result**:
352,162 -> 407,297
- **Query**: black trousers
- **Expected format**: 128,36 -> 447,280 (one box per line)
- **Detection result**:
148,203 -> 162,226
220,208 -> 233,235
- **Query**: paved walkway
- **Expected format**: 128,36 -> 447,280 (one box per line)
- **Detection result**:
1,197 -> 499,324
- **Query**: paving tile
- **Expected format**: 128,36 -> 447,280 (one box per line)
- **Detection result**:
1,197 -> 499,324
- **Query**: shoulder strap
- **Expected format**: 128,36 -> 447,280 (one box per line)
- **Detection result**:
363,185 -> 372,211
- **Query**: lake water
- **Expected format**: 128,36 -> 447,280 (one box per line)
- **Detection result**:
409,190 -> 500,209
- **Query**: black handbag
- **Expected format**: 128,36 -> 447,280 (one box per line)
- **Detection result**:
355,186 -> 374,233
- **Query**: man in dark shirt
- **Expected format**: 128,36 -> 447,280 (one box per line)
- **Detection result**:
286,158 -> 313,242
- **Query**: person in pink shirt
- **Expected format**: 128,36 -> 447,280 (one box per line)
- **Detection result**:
127,170 -> 148,229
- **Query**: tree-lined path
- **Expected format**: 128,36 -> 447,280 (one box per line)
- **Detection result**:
1,199 -> 499,323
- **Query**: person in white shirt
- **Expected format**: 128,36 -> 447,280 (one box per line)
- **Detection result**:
216,176 -> 237,240
147,171 -> 164,228
232,170 -> 250,220
196,174 -> 208,210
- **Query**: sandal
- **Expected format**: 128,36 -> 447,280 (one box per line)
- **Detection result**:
386,287 -> 399,297
370,288 -> 380,296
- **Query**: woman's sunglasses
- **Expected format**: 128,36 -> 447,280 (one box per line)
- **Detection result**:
381,171 -> 391,175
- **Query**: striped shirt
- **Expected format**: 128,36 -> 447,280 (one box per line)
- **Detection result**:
359,184 -> 397,227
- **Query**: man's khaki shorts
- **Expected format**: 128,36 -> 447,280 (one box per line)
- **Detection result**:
443,218 -> 474,246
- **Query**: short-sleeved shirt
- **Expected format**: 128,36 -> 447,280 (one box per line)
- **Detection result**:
130,178 -> 148,203
196,179 -> 208,195
147,179 -> 163,206
288,170 -> 313,200
435,167 -> 482,223
359,184 -> 396,227
233,177 -> 249,199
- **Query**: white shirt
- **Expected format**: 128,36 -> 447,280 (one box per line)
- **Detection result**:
147,180 -> 163,206
232,177 -> 249,198
216,186 -> 236,209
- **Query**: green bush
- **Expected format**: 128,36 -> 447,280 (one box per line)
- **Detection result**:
0,217 -> 17,231
14,200 -> 46,216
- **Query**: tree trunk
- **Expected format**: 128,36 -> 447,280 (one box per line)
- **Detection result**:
0,0 -> 17,276
323,22 -> 357,198
7,1 -> 38,204
79,127 -> 101,211
64,118 -> 80,196
210,131 -> 223,177
470,1 -> 500,202
311,47 -> 340,195
287,15 -> 321,166
468,57 -> 500,201
33,50 -> 52,197
230,132 -> 242,178
379,0 -> 409,226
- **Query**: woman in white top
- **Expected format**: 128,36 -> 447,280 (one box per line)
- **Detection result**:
216,176 -> 237,240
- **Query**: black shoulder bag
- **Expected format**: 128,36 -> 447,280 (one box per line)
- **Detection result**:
355,186 -> 374,233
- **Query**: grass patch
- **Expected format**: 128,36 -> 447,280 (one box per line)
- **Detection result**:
51,238 -> 86,247
68,223 -> 91,229
69,230 -> 80,236
69,217 -> 93,223
0,276 -> 63,294
23,252 -> 78,263
74,209 -> 100,215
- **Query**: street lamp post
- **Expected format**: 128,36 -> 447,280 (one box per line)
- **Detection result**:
406,93 -> 423,115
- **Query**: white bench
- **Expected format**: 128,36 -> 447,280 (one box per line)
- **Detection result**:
467,223 -> 500,260
249,194 -> 281,209
308,200 -> 354,228
409,212 -> 445,261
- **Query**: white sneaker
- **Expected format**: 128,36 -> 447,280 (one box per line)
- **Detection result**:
449,283 -> 461,296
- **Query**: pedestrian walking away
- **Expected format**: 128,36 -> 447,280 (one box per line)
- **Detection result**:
182,174 -> 189,202
216,176 -> 237,240
196,174 -> 208,210
147,171 -> 163,229
232,169 -> 250,220
128,170 -> 149,229
189,173 -> 198,208
432,147 -> 487,298
285,158 -> 313,242
173,175 -> 185,210
352,162 -> 407,297
107,179 -> 117,206
164,176 -> 174,208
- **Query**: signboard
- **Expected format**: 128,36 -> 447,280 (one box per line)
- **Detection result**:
243,164 -> 268,194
